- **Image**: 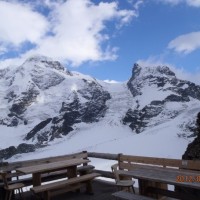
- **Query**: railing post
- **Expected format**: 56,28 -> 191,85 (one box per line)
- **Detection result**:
82,151 -> 88,166
118,153 -> 123,170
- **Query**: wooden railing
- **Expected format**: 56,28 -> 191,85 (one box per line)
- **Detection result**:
87,152 -> 200,179
1,151 -> 88,172
1,151 -> 200,180
118,153 -> 200,171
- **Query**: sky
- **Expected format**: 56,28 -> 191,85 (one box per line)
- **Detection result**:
0,0 -> 200,82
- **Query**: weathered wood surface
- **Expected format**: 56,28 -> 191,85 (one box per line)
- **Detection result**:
16,159 -> 89,175
93,169 -> 114,179
2,151 -> 88,172
147,187 -> 200,200
19,179 -> 118,200
112,191 -> 154,200
31,173 -> 100,193
118,167 -> 200,190
88,152 -> 118,160
119,154 -> 200,170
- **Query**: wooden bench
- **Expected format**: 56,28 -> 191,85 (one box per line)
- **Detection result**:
0,151 -> 94,199
117,154 -> 200,199
30,172 -> 100,200
112,191 -> 154,200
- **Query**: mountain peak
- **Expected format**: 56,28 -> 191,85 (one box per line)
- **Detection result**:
23,55 -> 68,72
25,55 -> 53,63
132,63 -> 176,80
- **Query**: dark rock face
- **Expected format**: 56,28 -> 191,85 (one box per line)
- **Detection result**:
177,114 -> 200,200
9,84 -> 39,115
24,80 -> 111,144
123,101 -> 164,133
0,143 -> 36,160
127,64 -> 200,101
164,94 -> 190,102
24,56 -> 71,74
0,56 -> 112,155
0,82 -> 40,127
17,143 -> 35,154
127,63 -> 142,97
124,64 -> 200,133
30,68 -> 65,90
182,113 -> 200,160
25,118 -> 52,140
182,137 -> 200,159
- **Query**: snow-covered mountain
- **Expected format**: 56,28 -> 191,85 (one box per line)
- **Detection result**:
0,56 -> 200,161
124,63 -> 200,134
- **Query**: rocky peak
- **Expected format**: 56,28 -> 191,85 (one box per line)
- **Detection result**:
124,63 -> 200,134
131,63 -> 176,81
23,55 -> 71,75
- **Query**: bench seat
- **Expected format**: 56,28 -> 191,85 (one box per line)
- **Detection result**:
0,164 -> 95,188
30,172 -> 100,200
78,165 -> 94,173
112,191 -> 155,200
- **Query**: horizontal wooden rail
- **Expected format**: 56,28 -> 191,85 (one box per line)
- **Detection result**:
88,152 -> 118,160
1,151 -> 88,171
87,152 -> 118,179
93,169 -> 114,179
2,151 -> 200,182
119,154 -> 200,171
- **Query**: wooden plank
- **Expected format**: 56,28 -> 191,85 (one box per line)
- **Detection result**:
119,154 -> 200,171
88,152 -> 118,160
2,151 -> 88,172
118,168 -> 200,190
32,172 -> 41,187
138,179 -> 167,199
49,182 -> 85,197
93,169 -> 114,179
147,187 -> 200,200
30,173 -> 100,193
67,166 -> 77,179
17,158 -> 89,174
120,163 -> 179,172
119,154 -> 181,168
112,191 -> 154,200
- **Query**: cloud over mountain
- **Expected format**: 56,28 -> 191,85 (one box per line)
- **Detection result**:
168,31 -> 200,54
0,0 -> 135,67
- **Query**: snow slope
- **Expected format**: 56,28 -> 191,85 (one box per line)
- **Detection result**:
1,57 -> 200,173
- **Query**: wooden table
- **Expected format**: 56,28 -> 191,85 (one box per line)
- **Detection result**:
118,167 -> 200,200
17,158 -> 90,186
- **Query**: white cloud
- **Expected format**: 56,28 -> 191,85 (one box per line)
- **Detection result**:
103,80 -> 121,84
0,0 -> 135,67
0,46 -> 7,55
186,0 -> 200,7
127,0 -> 144,17
168,31 -> 200,54
161,0 -> 183,5
157,0 -> 200,7
0,1 -> 48,46
23,0 -> 135,66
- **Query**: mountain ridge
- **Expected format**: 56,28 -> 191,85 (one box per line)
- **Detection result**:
0,56 -> 199,160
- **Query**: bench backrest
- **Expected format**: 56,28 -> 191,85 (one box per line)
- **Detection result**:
118,154 -> 200,171
1,151 -> 88,173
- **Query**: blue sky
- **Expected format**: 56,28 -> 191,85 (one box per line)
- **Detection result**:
0,0 -> 200,82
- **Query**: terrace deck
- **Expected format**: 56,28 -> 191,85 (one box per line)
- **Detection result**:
15,179 -> 116,200
14,179 -> 176,200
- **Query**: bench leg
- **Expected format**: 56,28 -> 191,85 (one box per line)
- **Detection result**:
44,191 -> 50,200
85,180 -> 93,195
8,191 -> 12,200
0,188 -> 6,200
